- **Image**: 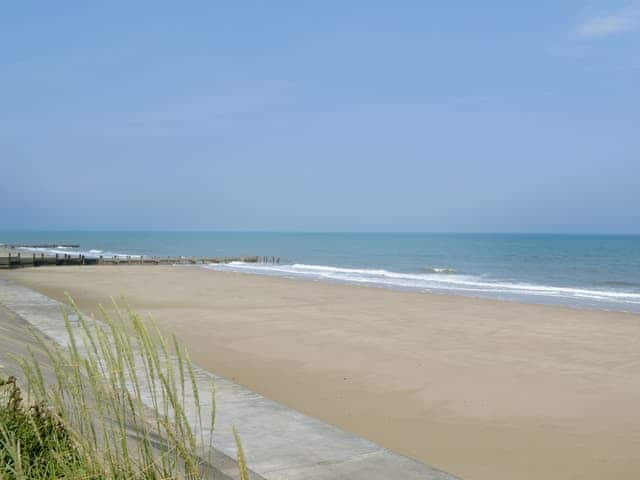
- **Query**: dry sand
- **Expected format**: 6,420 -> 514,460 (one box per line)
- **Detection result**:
2,265 -> 640,480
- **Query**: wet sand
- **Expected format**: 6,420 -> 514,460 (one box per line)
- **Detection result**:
2,265 -> 640,480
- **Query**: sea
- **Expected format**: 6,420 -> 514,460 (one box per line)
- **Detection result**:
2,231 -> 640,313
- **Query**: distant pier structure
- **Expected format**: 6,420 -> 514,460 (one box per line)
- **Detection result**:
0,244 -> 286,269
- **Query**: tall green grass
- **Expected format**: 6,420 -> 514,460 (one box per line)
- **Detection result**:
0,376 -> 86,479
0,297 -> 248,479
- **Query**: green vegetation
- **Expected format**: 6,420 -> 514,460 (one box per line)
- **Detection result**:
0,376 -> 85,479
0,298 -> 247,479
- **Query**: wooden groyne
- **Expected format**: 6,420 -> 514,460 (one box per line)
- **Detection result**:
0,253 -> 278,269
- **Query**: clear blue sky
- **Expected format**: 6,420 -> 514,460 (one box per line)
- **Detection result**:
2,1 -> 639,233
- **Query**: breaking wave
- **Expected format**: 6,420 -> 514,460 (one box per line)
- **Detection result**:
17,246 -> 142,259
423,267 -> 457,274
206,262 -> 640,311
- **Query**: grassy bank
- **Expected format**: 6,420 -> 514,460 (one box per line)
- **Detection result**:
0,298 -> 247,480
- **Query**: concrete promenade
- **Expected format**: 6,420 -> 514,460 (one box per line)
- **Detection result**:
0,278 -> 459,480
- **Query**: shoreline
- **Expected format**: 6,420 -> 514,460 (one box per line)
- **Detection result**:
203,264 -> 640,315
2,265 -> 640,479
5,240 -> 640,314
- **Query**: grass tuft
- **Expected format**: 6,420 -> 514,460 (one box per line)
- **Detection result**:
0,376 -> 84,479
0,297 -> 249,479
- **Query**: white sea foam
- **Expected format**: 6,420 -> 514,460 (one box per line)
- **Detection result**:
424,267 -> 457,274
207,262 -> 640,309
17,246 -> 142,259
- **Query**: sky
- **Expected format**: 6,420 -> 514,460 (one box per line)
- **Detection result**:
1,1 -> 639,233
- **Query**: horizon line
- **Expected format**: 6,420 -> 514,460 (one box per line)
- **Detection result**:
1,229 -> 640,236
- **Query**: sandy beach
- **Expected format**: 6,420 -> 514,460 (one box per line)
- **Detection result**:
2,265 -> 640,480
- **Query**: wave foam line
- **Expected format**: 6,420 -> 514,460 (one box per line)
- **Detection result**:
206,262 -> 640,306
17,246 -> 143,259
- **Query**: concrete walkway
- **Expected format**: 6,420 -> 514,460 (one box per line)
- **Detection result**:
0,279 -> 459,480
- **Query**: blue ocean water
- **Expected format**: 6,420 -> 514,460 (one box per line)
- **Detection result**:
2,231 -> 640,313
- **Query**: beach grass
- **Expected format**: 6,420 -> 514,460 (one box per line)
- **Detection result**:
0,376 -> 85,479
0,297 -> 247,480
